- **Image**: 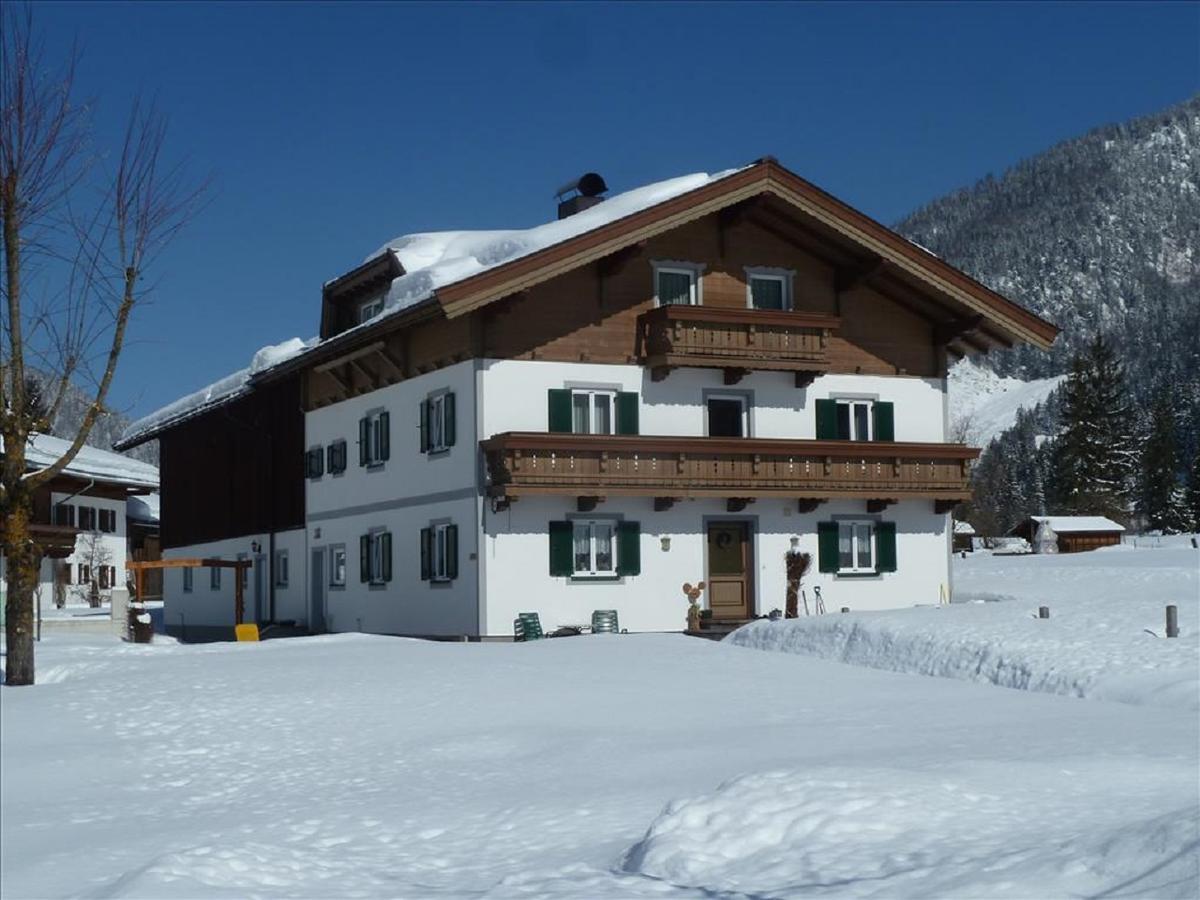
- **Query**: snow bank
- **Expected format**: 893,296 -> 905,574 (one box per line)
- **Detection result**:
948,357 -> 1064,445
365,169 -> 743,322
623,766 -> 1199,899
120,337 -> 311,444
727,542 -> 1199,708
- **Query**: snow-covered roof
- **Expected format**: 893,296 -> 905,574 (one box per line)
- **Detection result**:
127,492 -> 160,523
120,169 -> 743,447
1029,516 -> 1125,534
954,521 -> 977,534
1,432 -> 159,490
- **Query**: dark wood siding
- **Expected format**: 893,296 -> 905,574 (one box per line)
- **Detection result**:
159,377 -> 304,549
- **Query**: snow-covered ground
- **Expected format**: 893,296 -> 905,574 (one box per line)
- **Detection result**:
729,540 -> 1199,709
3,601 -> 1198,898
947,358 -> 1064,446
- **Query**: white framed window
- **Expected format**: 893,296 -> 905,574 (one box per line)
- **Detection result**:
432,523 -> 452,582
358,295 -> 384,324
653,262 -> 702,306
274,550 -> 289,587
836,399 -> 874,441
429,394 -> 448,452
838,521 -> 875,573
329,546 -> 346,587
745,268 -> 793,310
572,520 -> 617,578
362,530 -> 393,585
182,568 -> 193,593
360,410 -> 390,466
571,388 -> 616,435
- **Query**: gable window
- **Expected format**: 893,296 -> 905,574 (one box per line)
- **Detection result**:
326,439 -> 348,475
817,521 -> 897,575
746,270 -> 792,311
653,262 -> 701,306
548,520 -> 641,579
706,394 -> 748,438
360,531 -> 392,585
358,411 -> 390,467
274,550 -> 289,587
420,523 -> 458,583
99,509 -> 117,533
358,295 -> 384,324
305,447 -> 325,479
183,568 -> 193,593
329,546 -> 347,587
78,506 -> 97,531
420,392 -> 456,454
815,399 -> 895,442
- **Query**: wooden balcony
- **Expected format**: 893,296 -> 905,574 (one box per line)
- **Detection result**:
481,433 -> 978,508
636,305 -> 840,386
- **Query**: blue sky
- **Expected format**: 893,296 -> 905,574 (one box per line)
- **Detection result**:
28,1 -> 1200,424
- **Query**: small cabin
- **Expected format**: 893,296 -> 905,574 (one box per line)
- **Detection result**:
1009,516 -> 1125,554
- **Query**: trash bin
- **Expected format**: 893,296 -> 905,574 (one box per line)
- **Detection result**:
127,604 -> 154,643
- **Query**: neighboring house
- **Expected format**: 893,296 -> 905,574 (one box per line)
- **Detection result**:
0,433 -> 159,612
952,520 -> 976,553
1009,516 -> 1125,554
115,158 -> 1057,640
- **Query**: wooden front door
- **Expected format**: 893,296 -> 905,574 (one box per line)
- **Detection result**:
707,522 -> 752,619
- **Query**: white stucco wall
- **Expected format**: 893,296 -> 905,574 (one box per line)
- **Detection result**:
162,529 -> 307,633
482,496 -> 950,637
35,492 -> 130,608
479,360 -> 946,442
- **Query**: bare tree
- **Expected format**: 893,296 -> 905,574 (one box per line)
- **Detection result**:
72,529 -> 114,607
1,7 -> 204,685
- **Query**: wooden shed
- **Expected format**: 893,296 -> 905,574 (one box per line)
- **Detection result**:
1009,516 -> 1125,554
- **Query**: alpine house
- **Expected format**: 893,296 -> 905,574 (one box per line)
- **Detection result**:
116,158 -> 1058,640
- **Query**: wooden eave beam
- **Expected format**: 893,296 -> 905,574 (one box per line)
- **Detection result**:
933,315 -> 986,346
834,255 -> 885,294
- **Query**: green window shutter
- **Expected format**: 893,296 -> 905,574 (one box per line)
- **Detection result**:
875,522 -> 897,572
873,402 -> 895,442
445,524 -> 458,580
360,534 -> 370,582
419,527 -> 432,580
547,389 -> 572,433
358,418 -> 369,466
548,521 -> 573,576
817,522 -> 840,572
444,392 -> 457,447
616,392 -> 640,435
381,532 -> 393,582
378,412 -> 390,460
616,521 -> 641,576
815,400 -> 839,440
325,444 -> 335,473
419,400 -> 429,453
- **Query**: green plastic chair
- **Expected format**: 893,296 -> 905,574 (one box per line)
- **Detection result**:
591,609 -> 619,634
514,612 -> 544,642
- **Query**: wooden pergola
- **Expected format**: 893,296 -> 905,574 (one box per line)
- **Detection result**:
126,558 -> 254,624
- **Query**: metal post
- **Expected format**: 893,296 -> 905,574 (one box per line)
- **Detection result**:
1166,605 -> 1178,639
1038,606 -> 1049,619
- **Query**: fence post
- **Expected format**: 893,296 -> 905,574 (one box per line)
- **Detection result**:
1166,605 -> 1178,639
1038,606 -> 1050,619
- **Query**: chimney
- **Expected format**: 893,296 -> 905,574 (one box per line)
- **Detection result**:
556,172 -> 608,219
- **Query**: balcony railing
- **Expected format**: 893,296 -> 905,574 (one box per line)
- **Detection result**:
636,305 -> 840,384
481,433 -> 978,503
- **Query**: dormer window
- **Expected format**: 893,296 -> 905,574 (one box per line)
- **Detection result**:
358,295 -> 384,324
653,261 -> 703,306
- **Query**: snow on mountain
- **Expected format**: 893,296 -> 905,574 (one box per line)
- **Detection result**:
947,358 -> 1063,446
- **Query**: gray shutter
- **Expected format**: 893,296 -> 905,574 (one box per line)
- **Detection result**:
817,522 -> 840,572
548,389 -> 572,433
445,524 -> 458,580
419,400 -> 430,453
875,522 -> 897,572
360,534 -> 370,582
381,532 -> 393,582
873,402 -> 895,442
549,521 -> 573,576
616,521 -> 641,576
444,393 -> 456,447
378,412 -> 390,460
616,392 -> 639,435
420,527 -> 432,580
815,400 -> 838,440
358,418 -> 369,466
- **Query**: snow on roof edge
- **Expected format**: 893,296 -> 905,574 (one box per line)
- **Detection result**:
1029,516 -> 1126,533
3,432 -> 160,489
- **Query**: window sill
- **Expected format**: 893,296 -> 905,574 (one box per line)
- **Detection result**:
569,575 -> 623,583
834,571 -> 883,579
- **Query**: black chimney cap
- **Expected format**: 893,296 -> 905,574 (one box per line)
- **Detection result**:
555,172 -> 608,201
